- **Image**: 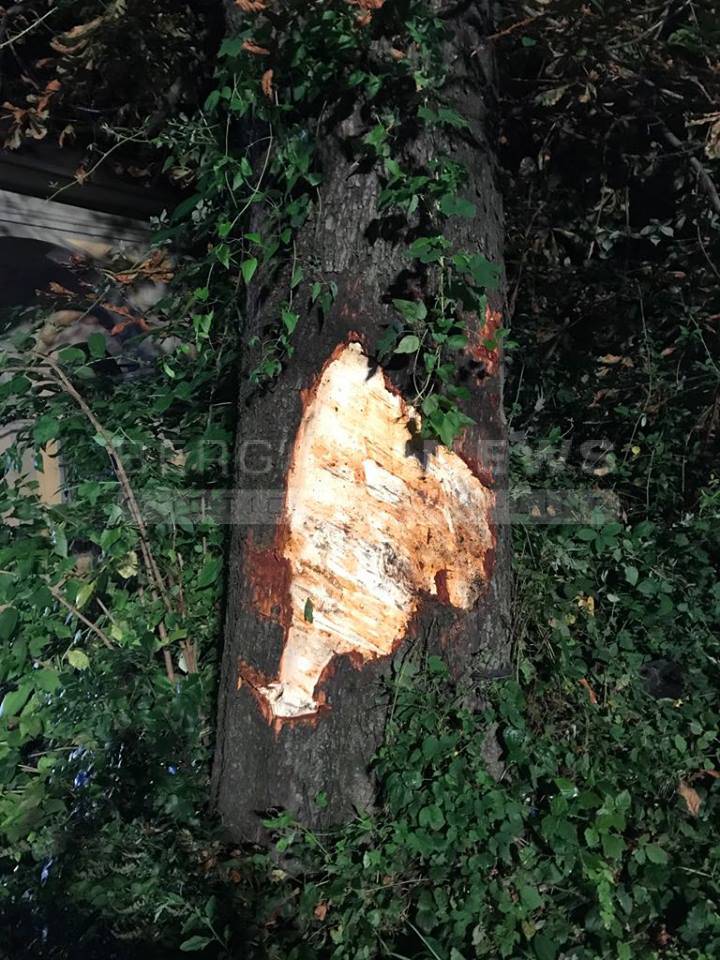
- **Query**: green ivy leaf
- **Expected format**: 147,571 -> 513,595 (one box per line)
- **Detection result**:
392,299 -> 427,322
418,804 -> 445,830
215,244 -> 231,269
395,335 -> 421,354
241,258 -> 258,284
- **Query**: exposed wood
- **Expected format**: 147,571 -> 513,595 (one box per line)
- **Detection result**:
239,341 -> 496,725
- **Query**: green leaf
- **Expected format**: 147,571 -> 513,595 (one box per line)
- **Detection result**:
180,936 -> 213,952
58,346 -> 85,365
0,607 -> 18,641
197,558 -> 221,589
439,195 -> 476,219
395,335 -> 420,354
290,265 -> 304,289
520,884 -> 542,911
33,415 -> 60,446
304,597 -> 314,623
282,309 -> 299,335
34,669 -> 60,693
624,564 -> 639,586
88,333 -> 106,358
533,934 -> 557,960
51,525 -> 68,558
241,258 -> 258,284
576,528 -> 598,541
76,583 -> 95,610
418,804 -> 445,830
392,298 -> 427,322
645,844 -> 668,864
0,684 -> 32,719
602,833 -> 626,859
67,650 -> 90,671
215,244 -> 231,269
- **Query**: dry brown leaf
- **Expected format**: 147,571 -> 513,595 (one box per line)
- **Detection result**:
706,119 -> 720,160
50,39 -> 87,55
48,282 -> 75,298
243,40 -> 270,56
598,354 -> 623,364
356,12 -> 372,26
63,16 -> 105,39
235,0 -> 267,10
314,902 -> 328,921
678,780 -> 702,816
579,677 -> 598,705
390,48 -> 406,60
110,317 -> 152,337
261,69 -> 274,100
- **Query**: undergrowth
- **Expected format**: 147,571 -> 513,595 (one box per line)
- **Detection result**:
1,0 -> 719,957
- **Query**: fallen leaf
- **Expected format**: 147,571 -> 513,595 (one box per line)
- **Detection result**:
705,119 -> 720,160
261,68 -> 274,100
678,780 -> 702,816
579,677 -> 598,705
235,0 -> 267,10
576,595 -> 595,616
63,16 -> 105,39
243,40 -> 270,55
390,48 -> 406,60
48,282 -> 75,297
314,902 -> 328,920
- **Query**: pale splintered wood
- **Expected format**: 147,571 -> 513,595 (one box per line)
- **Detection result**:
244,342 -> 495,721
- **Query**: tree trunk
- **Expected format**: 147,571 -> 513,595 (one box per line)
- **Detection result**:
212,0 -> 509,843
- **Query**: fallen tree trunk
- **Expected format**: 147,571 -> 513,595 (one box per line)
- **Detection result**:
212,0 -> 509,842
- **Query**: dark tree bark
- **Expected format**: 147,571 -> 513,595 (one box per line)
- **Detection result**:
212,0 -> 509,843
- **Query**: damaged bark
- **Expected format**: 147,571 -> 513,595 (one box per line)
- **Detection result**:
213,0 -> 510,841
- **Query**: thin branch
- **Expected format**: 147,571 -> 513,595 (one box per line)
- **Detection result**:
48,582 -> 114,650
486,13 -> 544,42
0,7 -> 56,50
661,125 -> 720,216
46,132 -> 148,204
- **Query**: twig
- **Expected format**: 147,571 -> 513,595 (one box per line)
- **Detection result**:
486,13 -> 544,42
48,582 -> 114,650
46,132 -> 148,204
661,125 -> 720,216
0,7 -> 56,49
